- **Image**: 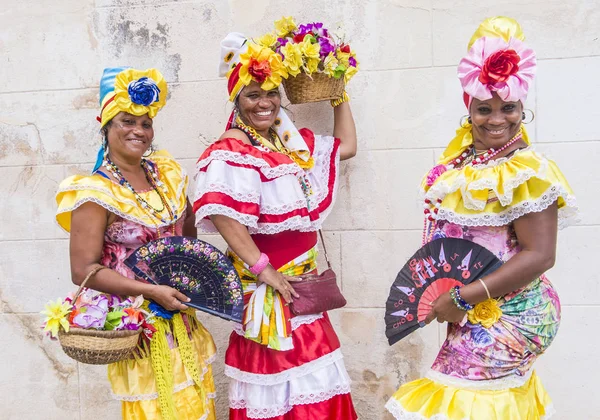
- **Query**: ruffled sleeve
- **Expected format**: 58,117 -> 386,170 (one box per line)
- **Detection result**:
422,148 -> 577,229
193,130 -> 341,235
56,150 -> 188,232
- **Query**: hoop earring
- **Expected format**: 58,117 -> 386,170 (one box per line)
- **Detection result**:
460,115 -> 472,128
143,142 -> 155,158
522,109 -> 535,124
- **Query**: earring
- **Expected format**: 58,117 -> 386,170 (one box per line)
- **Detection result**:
522,109 -> 535,124
143,143 -> 155,158
460,115 -> 472,128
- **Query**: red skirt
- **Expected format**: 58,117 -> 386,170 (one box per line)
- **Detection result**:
225,313 -> 358,419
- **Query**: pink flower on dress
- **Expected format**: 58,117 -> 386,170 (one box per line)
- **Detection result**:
443,223 -> 464,238
426,164 -> 447,186
100,241 -> 130,277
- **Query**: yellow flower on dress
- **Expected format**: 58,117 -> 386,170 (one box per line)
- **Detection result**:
41,298 -> 72,338
323,53 -> 340,77
280,42 -> 303,77
255,33 -> 278,48
274,16 -> 297,37
467,298 -> 503,329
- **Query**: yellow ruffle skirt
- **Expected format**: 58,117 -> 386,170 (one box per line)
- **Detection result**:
385,371 -> 554,420
108,317 -> 216,420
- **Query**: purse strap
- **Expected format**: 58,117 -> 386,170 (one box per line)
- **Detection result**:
318,230 -> 332,270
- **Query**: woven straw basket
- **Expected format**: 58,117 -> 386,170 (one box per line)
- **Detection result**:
57,265 -> 141,365
283,72 -> 345,104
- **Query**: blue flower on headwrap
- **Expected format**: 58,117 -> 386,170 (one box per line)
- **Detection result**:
128,77 -> 161,106
148,301 -> 178,320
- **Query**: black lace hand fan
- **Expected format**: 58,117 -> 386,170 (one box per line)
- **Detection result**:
385,238 -> 502,345
125,236 -> 243,323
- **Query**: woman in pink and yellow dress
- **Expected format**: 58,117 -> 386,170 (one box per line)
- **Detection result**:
56,67 -> 216,420
193,33 -> 358,419
385,17 -> 577,420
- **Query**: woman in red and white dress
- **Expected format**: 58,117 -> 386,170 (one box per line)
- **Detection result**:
193,33 -> 358,419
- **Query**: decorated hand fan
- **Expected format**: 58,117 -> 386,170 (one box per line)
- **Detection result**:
385,238 -> 502,345
125,236 -> 243,323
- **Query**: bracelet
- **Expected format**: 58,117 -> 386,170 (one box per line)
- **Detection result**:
449,286 -> 473,311
331,91 -> 350,107
249,253 -> 270,276
479,278 -> 491,299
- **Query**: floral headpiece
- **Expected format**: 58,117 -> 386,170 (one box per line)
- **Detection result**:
439,17 -> 534,165
93,67 -> 167,172
457,16 -> 535,108
97,67 -> 167,127
219,32 -> 288,102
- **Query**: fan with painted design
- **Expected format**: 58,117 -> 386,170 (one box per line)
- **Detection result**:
384,238 -> 502,345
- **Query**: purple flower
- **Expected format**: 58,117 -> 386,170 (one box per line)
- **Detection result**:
471,326 -> 494,348
128,77 -> 161,106
298,22 -> 327,37
349,56 -> 357,67
318,37 -> 335,58
72,296 -> 109,329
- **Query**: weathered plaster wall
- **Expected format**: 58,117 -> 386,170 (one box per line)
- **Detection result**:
1,0 -> 598,418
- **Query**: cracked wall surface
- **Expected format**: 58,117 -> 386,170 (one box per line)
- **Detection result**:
1,1 -> 599,419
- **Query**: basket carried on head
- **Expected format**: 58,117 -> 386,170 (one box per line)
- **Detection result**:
283,72 -> 345,104
57,266 -> 141,365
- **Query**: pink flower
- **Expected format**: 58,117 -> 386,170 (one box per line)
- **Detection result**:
443,223 -> 464,238
426,164 -> 447,186
458,37 -> 536,104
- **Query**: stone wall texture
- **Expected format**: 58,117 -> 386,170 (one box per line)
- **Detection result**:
1,0 -> 599,419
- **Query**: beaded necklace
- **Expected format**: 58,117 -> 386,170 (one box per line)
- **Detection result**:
234,117 -> 314,209
103,157 -> 177,237
421,128 -> 524,244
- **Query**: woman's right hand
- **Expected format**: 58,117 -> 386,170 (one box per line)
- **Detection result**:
257,265 -> 300,304
147,285 -> 191,311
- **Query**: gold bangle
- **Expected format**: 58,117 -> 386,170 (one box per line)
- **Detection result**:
479,278 -> 491,300
331,91 -> 349,107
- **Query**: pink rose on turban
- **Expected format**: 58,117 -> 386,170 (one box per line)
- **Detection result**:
479,49 -> 520,84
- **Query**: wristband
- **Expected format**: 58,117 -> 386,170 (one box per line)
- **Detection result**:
331,91 -> 350,107
249,253 -> 270,276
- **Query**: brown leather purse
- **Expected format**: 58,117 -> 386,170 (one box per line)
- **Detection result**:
289,231 -> 347,316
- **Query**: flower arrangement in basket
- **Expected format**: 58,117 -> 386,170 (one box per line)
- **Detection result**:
255,16 -> 359,104
41,268 -> 156,365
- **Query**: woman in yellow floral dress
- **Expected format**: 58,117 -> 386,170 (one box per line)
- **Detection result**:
56,67 -> 216,419
386,17 -> 577,420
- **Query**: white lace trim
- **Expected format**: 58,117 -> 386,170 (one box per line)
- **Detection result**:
224,348 -> 344,385
426,368 -> 533,391
385,398 -> 555,420
229,401 -> 292,419
57,196 -> 180,230
197,150 -> 302,180
306,136 -> 338,211
291,313 -> 324,329
260,199 -> 308,215
196,204 -> 259,228
435,187 -> 578,229
111,353 -> 216,402
202,182 -> 261,204
229,383 -> 352,419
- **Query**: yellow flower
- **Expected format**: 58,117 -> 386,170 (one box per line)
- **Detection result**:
467,298 -> 503,329
239,42 -> 288,90
306,57 -> 320,74
344,64 -> 358,82
274,16 -> 297,37
323,53 -> 340,77
255,33 -> 278,48
41,298 -> 72,338
280,42 -> 303,77
337,51 -> 351,67
300,38 -> 321,60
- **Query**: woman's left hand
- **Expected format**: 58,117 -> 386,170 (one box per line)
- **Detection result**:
425,292 -> 467,325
